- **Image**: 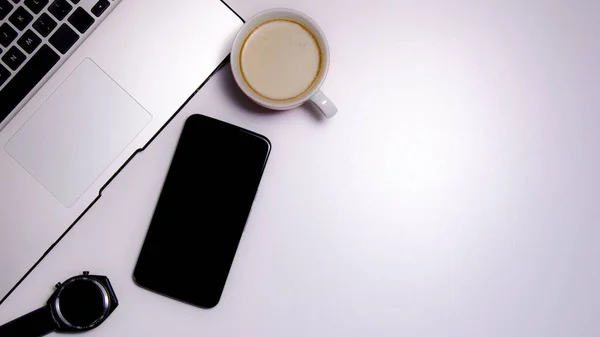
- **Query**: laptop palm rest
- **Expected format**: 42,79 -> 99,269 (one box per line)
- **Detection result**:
4,59 -> 152,207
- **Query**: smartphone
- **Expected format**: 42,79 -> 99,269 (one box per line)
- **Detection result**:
133,114 -> 271,308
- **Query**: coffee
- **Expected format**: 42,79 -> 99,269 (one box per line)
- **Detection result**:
240,19 -> 321,101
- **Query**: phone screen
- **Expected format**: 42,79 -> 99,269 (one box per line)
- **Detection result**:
133,114 -> 271,308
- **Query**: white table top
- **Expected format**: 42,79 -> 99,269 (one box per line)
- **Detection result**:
2,0 -> 600,336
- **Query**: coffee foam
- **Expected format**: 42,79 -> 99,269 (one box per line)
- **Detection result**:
239,19 -> 322,101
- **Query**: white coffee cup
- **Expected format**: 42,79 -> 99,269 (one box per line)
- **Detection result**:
231,8 -> 337,118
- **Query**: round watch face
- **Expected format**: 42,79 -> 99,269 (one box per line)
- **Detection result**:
56,278 -> 109,329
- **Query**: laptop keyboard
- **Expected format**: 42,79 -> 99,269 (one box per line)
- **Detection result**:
0,0 -> 117,126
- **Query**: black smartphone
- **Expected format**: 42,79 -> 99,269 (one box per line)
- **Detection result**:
133,114 -> 271,308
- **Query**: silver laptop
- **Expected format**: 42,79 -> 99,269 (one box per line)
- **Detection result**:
0,0 -> 242,302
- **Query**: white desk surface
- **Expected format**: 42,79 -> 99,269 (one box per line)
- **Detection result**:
2,0 -> 600,336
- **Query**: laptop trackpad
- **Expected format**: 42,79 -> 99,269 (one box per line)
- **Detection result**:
5,59 -> 152,207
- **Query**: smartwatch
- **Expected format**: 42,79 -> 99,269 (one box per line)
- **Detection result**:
0,272 -> 118,337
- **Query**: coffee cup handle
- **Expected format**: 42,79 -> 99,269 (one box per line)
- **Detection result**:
309,90 -> 337,118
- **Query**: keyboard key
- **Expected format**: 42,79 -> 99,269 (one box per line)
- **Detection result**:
0,23 -> 18,47
9,6 -> 34,31
2,46 -> 26,70
49,24 -> 78,54
0,0 -> 14,20
48,0 -> 72,20
17,29 -> 41,53
24,0 -> 48,14
0,64 -> 10,87
33,13 -> 57,37
90,0 -> 108,17
11,0 -> 21,3
68,7 -> 94,33
69,0 -> 78,3
0,45 -> 59,123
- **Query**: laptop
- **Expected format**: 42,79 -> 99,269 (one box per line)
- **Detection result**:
0,0 -> 242,302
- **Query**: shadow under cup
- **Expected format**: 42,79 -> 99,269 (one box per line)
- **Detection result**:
231,9 -> 332,112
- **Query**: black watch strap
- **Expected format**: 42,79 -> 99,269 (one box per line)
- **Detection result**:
0,305 -> 58,337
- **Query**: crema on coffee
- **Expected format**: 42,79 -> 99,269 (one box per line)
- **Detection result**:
239,19 -> 321,101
